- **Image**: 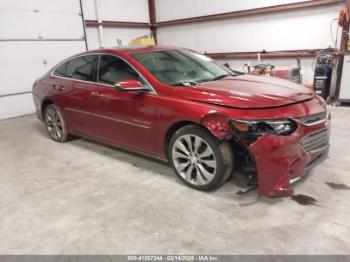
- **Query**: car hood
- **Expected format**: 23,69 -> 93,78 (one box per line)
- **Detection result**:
175,74 -> 314,109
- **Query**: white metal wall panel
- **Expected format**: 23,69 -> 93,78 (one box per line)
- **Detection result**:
0,41 -> 86,95
338,54 -> 350,100
85,28 -> 100,50
82,0 -> 151,50
0,0 -> 82,13
0,94 -> 35,120
101,0 -> 149,22
81,0 -> 96,20
82,0 -> 149,22
0,0 -> 84,39
0,12 -> 84,40
156,0 -> 313,22
157,4 -> 342,53
86,27 -> 150,50
0,0 -> 86,119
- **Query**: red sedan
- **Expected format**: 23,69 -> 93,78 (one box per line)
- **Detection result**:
32,46 -> 330,197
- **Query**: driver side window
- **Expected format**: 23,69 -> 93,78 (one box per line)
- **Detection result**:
97,55 -> 143,85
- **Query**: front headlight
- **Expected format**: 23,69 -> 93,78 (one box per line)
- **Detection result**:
230,119 -> 297,136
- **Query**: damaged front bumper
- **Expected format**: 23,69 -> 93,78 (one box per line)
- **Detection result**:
248,124 -> 330,197
227,96 -> 331,197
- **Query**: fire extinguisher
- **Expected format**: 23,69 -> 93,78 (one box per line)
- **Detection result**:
339,8 -> 350,51
338,8 -> 349,27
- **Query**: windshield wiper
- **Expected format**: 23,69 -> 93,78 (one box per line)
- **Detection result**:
210,74 -> 233,81
171,81 -> 198,86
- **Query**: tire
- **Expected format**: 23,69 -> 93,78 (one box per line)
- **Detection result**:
168,125 -> 234,191
334,101 -> 341,107
44,104 -> 69,142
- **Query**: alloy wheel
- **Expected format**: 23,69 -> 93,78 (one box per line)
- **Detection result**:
172,134 -> 217,185
45,107 -> 63,141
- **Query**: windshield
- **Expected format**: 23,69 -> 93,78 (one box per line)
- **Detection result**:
131,49 -> 237,86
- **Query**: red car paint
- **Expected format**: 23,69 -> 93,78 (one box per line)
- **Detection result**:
32,46 -> 330,197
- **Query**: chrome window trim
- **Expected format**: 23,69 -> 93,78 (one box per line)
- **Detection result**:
50,52 -> 157,95
51,53 -> 98,80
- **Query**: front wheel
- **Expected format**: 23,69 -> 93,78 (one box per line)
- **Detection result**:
168,125 -> 234,191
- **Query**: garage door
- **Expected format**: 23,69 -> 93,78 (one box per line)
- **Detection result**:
0,0 -> 87,120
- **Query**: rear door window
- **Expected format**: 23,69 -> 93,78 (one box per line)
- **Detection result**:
53,62 -> 68,77
65,55 -> 97,81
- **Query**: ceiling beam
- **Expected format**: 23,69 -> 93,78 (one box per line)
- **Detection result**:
85,20 -> 149,28
156,0 -> 344,27
206,49 -> 338,60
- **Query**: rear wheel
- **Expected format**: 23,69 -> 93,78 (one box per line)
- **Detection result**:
44,104 -> 69,142
168,125 -> 234,191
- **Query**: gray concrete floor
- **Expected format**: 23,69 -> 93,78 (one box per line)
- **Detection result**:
0,107 -> 350,255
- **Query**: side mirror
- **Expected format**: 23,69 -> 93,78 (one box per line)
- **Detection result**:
114,79 -> 150,92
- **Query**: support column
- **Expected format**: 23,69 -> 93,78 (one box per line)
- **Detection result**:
148,0 -> 157,44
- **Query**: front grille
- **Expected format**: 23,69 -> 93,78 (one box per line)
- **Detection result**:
300,128 -> 329,152
299,111 -> 327,126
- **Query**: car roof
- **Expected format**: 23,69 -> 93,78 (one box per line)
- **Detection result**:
84,45 -> 182,56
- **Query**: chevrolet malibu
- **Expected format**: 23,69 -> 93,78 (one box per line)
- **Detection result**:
32,46 -> 330,197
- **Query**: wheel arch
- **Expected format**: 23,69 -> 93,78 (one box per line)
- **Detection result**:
41,99 -> 54,119
164,120 -> 199,157
200,113 -> 233,140
164,112 -> 234,157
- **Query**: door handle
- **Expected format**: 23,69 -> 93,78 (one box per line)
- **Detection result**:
91,91 -> 103,98
52,84 -> 64,91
